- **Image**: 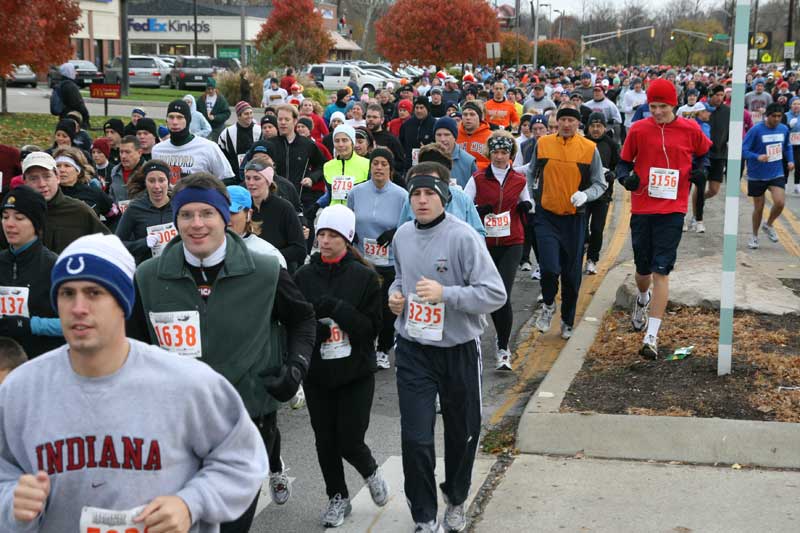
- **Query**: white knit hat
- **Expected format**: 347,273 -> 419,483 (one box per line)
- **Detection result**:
316,205 -> 356,243
332,124 -> 356,146
50,234 -> 136,317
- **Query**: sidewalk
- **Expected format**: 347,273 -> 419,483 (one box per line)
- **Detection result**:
475,184 -> 800,532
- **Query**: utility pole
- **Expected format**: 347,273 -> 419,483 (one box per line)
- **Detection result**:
515,0 -> 521,69
752,0 -> 759,64
240,2 -> 246,65
120,0 -> 129,96
533,0 -> 540,68
193,0 -> 199,55
787,0 -> 796,70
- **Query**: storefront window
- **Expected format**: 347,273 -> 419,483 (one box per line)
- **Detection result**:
131,42 -> 157,55
197,43 -> 214,57
162,44 -> 191,56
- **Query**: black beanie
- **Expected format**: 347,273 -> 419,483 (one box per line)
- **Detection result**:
261,114 -> 277,129
462,101 -> 483,121
587,112 -> 606,125
55,119 -> 77,141
135,117 -> 159,137
2,185 -> 46,236
297,117 -> 313,131
413,96 -> 431,112
166,99 -> 192,126
556,107 -> 582,121
369,147 -> 394,170
103,118 -> 125,137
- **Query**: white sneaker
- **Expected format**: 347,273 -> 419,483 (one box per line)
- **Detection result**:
535,303 -> 555,332
631,290 -> 651,332
560,321 -> 573,339
495,348 -> 512,371
761,222 -> 778,242
537,293 -> 543,303
444,500 -> 468,531
585,259 -> 597,275
520,261 -> 532,271
321,494 -> 351,527
695,221 -> 706,233
269,468 -> 291,505
530,266 -> 541,280
682,218 -> 689,232
794,184 -> 800,195
688,217 -> 697,232
639,334 -> 658,360
748,235 -> 759,249
414,520 -> 444,533
290,384 -> 306,410
376,351 -> 391,369
365,467 -> 389,507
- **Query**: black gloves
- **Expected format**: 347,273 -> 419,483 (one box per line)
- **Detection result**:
262,362 -> 305,402
690,168 -> 707,185
316,322 -> 332,344
376,228 -> 397,247
604,170 -> 616,183
0,316 -> 31,337
516,200 -> 533,215
315,296 -> 339,319
619,172 -> 640,191
476,204 -> 494,218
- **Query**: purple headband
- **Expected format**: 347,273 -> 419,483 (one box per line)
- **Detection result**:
172,186 -> 231,226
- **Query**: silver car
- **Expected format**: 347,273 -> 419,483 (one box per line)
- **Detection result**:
169,56 -> 214,90
6,65 -> 37,87
105,55 -> 162,87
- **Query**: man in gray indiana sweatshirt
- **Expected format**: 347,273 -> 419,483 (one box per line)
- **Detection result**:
0,233 -> 268,533
388,174 -> 506,533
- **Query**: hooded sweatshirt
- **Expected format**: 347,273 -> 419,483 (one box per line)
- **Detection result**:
457,121 -> 492,171
182,95 -> 213,138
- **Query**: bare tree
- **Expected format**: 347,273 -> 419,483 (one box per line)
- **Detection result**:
346,0 -> 394,56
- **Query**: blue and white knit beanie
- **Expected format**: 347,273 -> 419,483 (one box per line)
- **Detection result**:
50,234 -> 136,318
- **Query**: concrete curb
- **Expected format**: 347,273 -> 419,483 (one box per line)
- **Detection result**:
516,261 -> 800,469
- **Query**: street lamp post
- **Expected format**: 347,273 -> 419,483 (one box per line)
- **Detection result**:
553,9 -> 563,40
532,0 -> 550,68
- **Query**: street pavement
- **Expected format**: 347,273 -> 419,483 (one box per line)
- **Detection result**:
5,90 -> 800,531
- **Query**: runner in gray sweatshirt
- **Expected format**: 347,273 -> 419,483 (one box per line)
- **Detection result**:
388,175 -> 505,533
0,233 -> 267,533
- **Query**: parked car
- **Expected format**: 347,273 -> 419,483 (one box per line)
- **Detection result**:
304,63 -> 387,94
152,56 -> 172,85
47,60 -> 104,88
105,55 -> 161,87
5,65 -> 37,87
169,56 -> 214,90
157,55 -> 176,67
211,57 -> 241,73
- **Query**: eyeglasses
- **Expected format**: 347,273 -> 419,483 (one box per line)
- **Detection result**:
177,209 -> 218,222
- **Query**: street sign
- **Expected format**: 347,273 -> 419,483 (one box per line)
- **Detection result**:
218,47 -> 240,59
714,33 -> 730,41
761,52 -> 772,63
785,41 -> 796,60
486,42 -> 501,60
749,49 -> 758,61
748,31 -> 771,49
89,84 -> 121,99
89,83 -> 121,116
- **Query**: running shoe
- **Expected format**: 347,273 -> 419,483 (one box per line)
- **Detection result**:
696,221 -> 706,233
631,290 -> 651,332
376,350 -> 391,369
761,222 -> 779,242
520,261 -> 532,271
537,293 -> 543,303
444,500 -> 467,532
747,236 -> 759,249
794,184 -> 800,195
535,303 -> 555,333
289,385 -> 306,410
585,259 -> 597,275
531,266 -> 541,280
639,334 -> 658,360
414,520 -> 444,533
496,348 -> 513,371
269,469 -> 291,505
365,467 -> 389,507
321,494 -> 351,528
560,321 -> 573,340
688,217 -> 697,232
682,218 -> 688,232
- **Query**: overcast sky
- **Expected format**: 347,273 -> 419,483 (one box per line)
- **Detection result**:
496,0 -> 717,19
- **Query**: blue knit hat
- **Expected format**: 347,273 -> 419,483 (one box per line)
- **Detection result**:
51,234 -> 136,318
434,116 -> 459,138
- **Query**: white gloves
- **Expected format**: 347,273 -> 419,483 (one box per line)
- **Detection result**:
146,234 -> 160,248
570,190 -> 588,207
790,118 -> 798,128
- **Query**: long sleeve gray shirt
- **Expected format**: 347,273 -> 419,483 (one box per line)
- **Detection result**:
0,340 -> 268,533
389,214 -> 507,347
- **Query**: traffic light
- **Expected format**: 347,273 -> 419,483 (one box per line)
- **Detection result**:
617,28 -> 622,39
707,34 -> 713,42
650,28 -> 656,39
670,31 -> 675,40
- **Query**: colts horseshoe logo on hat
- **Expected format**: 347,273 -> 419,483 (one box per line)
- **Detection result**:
66,256 -> 86,275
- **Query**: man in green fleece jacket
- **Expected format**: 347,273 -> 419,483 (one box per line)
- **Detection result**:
198,78 -> 231,142
128,173 -> 316,531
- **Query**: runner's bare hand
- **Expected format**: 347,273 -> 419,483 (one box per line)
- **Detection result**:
388,291 -> 405,315
134,495 -> 192,533
13,471 -> 50,522
416,277 -> 443,304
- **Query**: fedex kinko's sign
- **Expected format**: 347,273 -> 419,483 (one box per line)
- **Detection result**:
128,17 -> 211,33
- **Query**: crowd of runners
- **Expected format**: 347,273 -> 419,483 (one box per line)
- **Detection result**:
0,60 -> 797,532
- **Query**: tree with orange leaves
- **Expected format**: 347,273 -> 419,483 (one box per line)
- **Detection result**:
375,0 -> 500,66
0,0 -> 82,113
255,0 -> 334,69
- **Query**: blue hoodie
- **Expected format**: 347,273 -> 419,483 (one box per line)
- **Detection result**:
742,121 -> 794,180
